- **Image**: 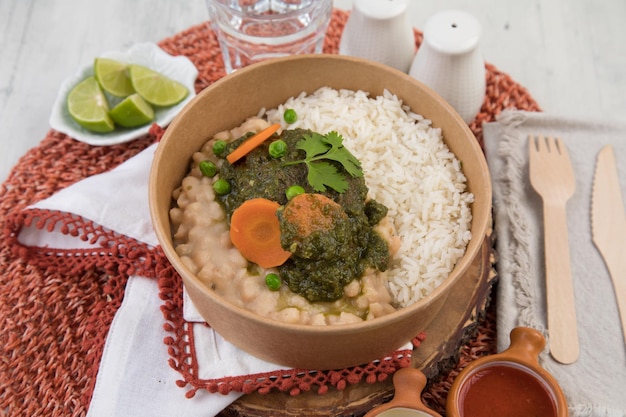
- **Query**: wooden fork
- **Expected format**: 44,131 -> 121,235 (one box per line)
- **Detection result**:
528,135 -> 579,364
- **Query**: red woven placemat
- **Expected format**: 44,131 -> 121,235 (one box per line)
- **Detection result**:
0,9 -> 540,417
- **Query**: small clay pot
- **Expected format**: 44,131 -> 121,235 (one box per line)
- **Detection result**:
446,327 -> 568,417
364,367 -> 442,417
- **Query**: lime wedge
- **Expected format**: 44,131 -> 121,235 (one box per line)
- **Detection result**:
129,64 -> 188,107
67,76 -> 115,133
109,93 -> 155,128
94,58 -> 135,97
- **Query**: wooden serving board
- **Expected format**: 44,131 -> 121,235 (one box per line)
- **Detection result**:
219,226 -> 497,417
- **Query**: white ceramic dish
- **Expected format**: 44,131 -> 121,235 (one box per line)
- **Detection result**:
49,42 -> 198,146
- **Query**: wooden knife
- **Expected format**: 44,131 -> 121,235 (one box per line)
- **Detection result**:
591,145 -> 626,346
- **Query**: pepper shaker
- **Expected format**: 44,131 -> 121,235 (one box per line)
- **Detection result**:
339,0 -> 415,73
409,10 -> 486,124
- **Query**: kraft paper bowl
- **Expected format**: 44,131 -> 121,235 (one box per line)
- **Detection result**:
149,54 -> 492,370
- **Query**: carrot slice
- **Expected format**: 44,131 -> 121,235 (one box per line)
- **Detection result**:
281,193 -> 346,237
229,198 -> 292,268
226,123 -> 281,164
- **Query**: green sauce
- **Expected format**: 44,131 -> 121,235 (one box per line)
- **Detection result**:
217,128 -> 390,302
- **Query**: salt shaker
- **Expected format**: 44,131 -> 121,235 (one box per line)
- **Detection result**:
339,0 -> 415,73
409,10 -> 486,124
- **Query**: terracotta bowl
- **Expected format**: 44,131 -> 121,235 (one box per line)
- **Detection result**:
446,327 -> 569,417
364,368 -> 442,417
149,54 -> 492,370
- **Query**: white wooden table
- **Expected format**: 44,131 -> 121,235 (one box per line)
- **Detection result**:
2,0 -> 625,182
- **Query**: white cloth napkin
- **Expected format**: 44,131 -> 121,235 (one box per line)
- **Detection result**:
18,142 -> 412,416
18,143 -> 291,417
483,110 -> 626,417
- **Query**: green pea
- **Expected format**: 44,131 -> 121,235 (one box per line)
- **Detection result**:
283,108 -> 297,124
285,185 -> 305,200
265,273 -> 281,291
268,140 -> 287,158
213,178 -> 231,195
199,160 -> 218,177
212,140 -> 227,157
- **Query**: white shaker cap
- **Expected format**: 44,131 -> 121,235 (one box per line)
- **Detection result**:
353,0 -> 409,20
423,9 -> 482,55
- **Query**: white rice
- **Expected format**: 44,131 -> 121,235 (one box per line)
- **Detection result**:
264,87 -> 474,307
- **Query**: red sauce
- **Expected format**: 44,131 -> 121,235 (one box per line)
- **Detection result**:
459,363 -> 557,417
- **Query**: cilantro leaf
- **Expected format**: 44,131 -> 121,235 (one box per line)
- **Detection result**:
297,132 -> 330,157
285,131 -> 363,193
307,161 -> 349,193
319,131 -> 362,178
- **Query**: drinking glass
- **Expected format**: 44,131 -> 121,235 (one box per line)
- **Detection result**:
206,0 -> 333,73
